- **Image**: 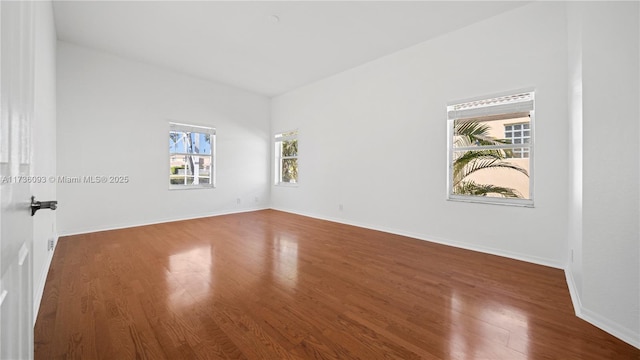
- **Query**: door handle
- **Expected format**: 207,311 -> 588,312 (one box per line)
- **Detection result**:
31,196 -> 57,216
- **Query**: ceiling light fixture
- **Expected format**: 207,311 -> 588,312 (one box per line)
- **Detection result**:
269,15 -> 280,23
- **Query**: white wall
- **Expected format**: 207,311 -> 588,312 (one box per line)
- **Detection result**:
271,2 -> 569,268
566,1 -> 639,347
32,0 -> 57,322
56,42 -> 271,235
566,1 -> 584,301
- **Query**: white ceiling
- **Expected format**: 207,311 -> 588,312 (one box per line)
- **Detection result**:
53,1 -> 529,97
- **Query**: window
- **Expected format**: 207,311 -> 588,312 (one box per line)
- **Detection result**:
447,91 -> 534,206
504,123 -> 530,158
274,130 -> 298,185
169,123 -> 215,189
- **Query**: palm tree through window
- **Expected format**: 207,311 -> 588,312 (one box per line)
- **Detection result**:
447,91 -> 534,206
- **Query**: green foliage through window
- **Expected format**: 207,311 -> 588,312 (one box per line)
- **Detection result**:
275,130 -> 298,184
452,118 -> 529,198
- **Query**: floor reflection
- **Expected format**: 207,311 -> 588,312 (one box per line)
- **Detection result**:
449,290 -> 530,359
167,245 -> 213,308
272,233 -> 299,290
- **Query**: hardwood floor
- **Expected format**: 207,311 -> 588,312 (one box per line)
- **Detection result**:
34,210 -> 638,359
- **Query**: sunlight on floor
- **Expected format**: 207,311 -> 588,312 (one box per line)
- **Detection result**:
449,290 -> 530,359
272,234 -> 299,290
168,245 -> 213,308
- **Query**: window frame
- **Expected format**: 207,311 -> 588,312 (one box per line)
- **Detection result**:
446,90 -> 535,207
169,122 -> 216,190
274,129 -> 299,186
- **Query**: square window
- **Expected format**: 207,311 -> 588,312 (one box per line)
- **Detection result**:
448,91 -> 534,206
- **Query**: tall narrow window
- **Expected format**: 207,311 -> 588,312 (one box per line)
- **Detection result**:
169,123 -> 215,189
274,130 -> 298,185
447,91 -> 534,206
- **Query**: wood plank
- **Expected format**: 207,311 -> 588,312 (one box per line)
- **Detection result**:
34,210 -> 639,359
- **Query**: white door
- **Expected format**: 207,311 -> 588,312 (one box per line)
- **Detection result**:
0,1 -> 35,359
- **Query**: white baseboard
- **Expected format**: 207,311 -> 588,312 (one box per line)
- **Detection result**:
565,269 -> 640,349
58,206 -> 269,237
271,206 -> 564,269
33,233 -> 58,326
564,267 -> 583,315
579,307 -> 640,349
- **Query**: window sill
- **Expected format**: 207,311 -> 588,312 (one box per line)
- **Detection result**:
448,195 -> 533,208
169,184 -> 215,190
274,182 -> 299,188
